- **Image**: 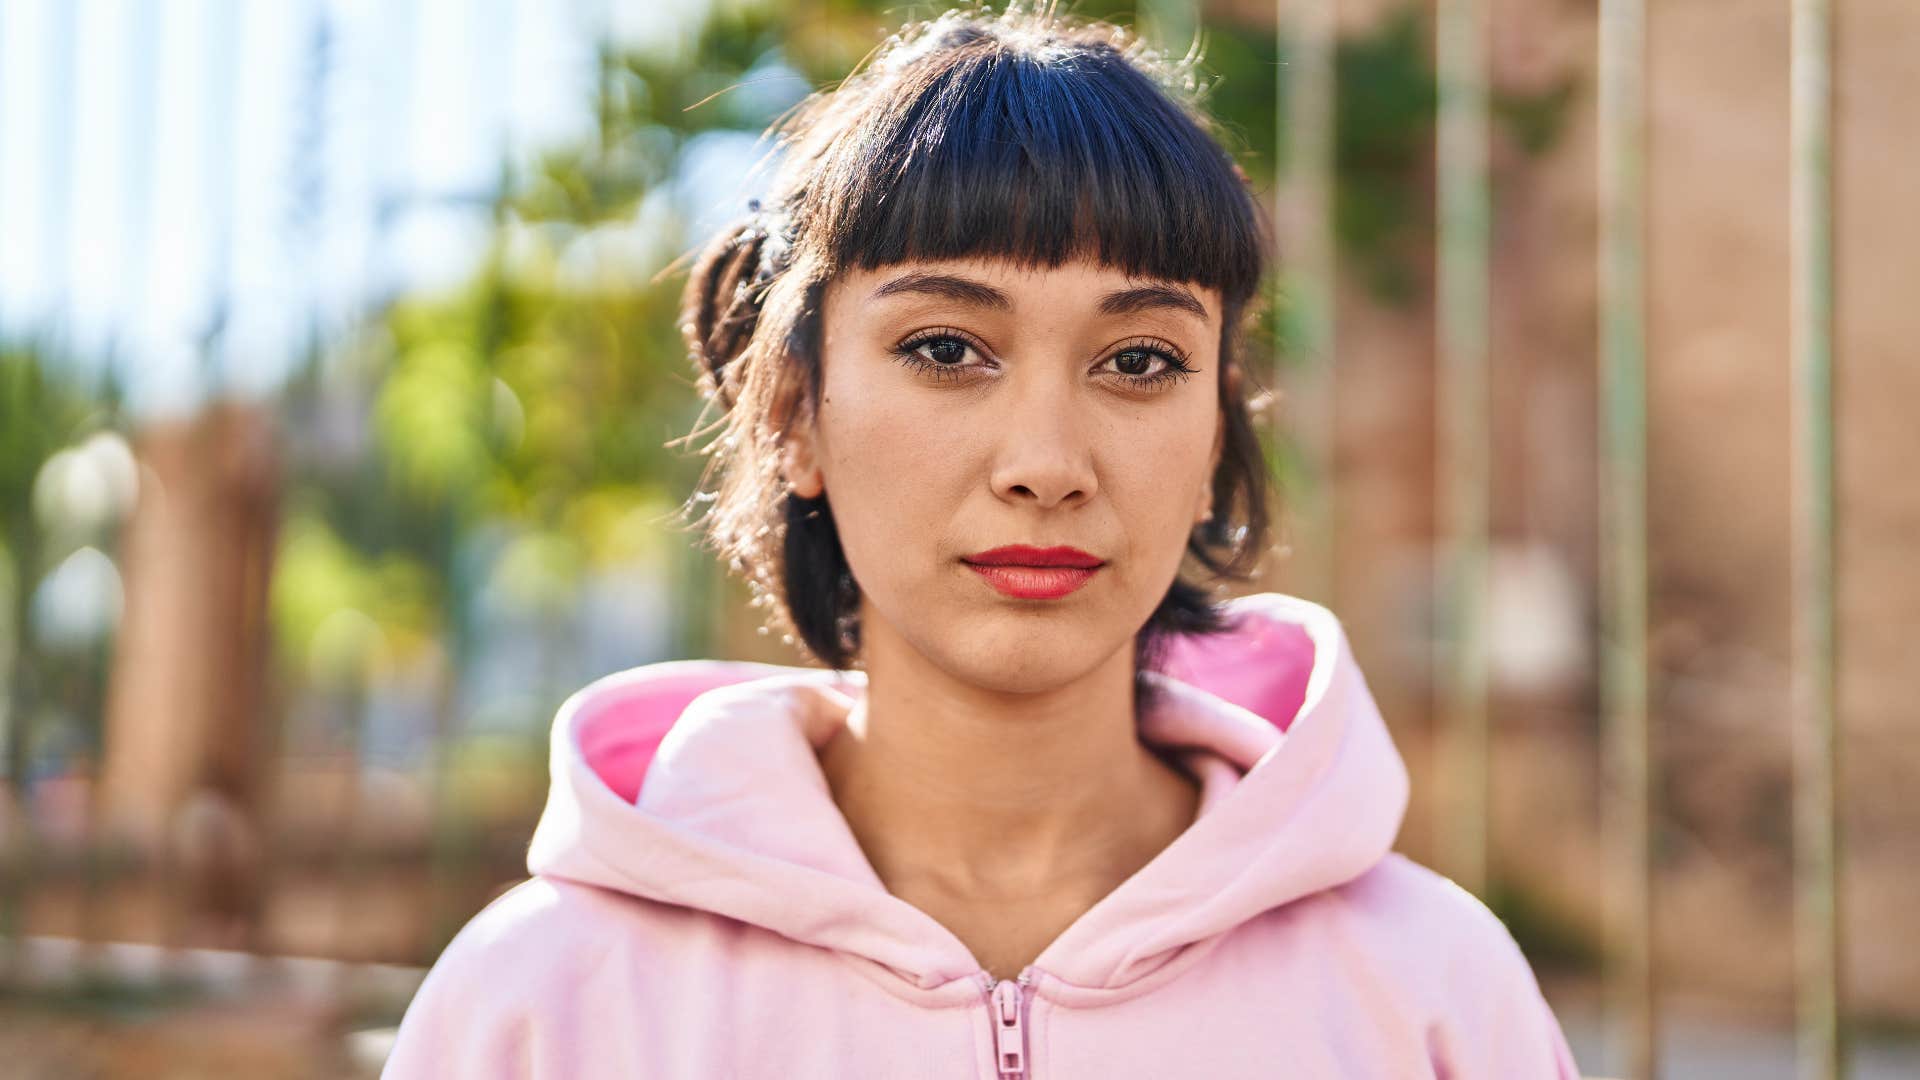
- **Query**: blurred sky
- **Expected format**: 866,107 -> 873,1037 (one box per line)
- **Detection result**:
0,0 -> 740,421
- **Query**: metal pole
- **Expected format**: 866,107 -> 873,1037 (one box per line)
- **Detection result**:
1788,1 -> 1843,1076
1597,0 -> 1655,1075
1274,0 -> 1337,604
1435,0 -> 1491,899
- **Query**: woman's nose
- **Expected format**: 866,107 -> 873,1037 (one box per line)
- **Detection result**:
986,380 -> 1099,509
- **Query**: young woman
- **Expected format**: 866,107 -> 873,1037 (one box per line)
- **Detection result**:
385,8 -> 1583,1078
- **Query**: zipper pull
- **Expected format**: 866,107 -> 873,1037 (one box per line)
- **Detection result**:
991,977 -> 1027,1078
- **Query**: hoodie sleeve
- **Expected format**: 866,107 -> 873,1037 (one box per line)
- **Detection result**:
1424,888 -> 1584,1080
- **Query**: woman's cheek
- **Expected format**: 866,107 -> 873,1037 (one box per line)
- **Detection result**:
819,391 -> 966,572
825,387 -> 958,494
1112,406 -> 1214,556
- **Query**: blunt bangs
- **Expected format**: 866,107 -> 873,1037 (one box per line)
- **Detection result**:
802,28 -> 1265,306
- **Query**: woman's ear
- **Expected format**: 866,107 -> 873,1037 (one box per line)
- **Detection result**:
781,420 -> 826,500
1196,409 -> 1225,523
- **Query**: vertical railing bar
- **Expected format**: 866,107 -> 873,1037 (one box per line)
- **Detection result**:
1788,1 -> 1842,1077
1597,0 -> 1655,1076
1274,0 -> 1337,604
1435,0 -> 1492,898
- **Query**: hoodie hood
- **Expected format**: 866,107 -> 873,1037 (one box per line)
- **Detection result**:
525,592 -> 1409,993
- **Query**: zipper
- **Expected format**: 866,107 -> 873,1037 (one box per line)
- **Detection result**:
982,970 -> 1034,1079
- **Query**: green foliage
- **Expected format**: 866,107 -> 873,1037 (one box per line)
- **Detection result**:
0,345 -> 125,772
1184,24 -> 1268,167
269,509 -> 443,685
1483,874 -> 1603,976
0,345 -> 103,536
1324,8 -> 1441,303
374,338 -> 495,503
371,258 -> 706,520
1495,73 -> 1582,158
0,974 -> 210,1020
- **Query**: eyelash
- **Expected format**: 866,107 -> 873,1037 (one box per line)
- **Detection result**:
890,329 -> 1198,391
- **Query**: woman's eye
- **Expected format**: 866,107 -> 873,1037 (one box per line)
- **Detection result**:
1102,344 -> 1194,389
892,332 -> 989,383
917,337 -> 972,366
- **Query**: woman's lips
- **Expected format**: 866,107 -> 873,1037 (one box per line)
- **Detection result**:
963,562 -> 1100,599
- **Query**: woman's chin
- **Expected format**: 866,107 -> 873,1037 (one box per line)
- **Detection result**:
928,622 -> 1125,695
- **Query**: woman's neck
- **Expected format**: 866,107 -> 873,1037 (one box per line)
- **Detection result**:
816,622 -> 1201,949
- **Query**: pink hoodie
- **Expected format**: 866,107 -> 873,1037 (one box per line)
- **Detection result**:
383,592 -> 1583,1078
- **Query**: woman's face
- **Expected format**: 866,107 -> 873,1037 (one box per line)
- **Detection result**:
786,256 -> 1224,692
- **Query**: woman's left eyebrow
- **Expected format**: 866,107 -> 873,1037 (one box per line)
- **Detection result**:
1096,284 -> 1208,320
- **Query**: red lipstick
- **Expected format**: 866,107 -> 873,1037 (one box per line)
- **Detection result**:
961,545 -> 1105,600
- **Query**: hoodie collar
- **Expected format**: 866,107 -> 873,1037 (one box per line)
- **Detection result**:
525,592 -> 1408,992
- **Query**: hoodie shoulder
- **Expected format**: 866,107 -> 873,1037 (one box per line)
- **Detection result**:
417,876 -> 625,982
1335,854 -> 1521,958
381,877 -> 655,1079
1331,854 -> 1583,1078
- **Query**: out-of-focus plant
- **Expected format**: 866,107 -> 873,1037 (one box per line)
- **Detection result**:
270,509 -> 441,691
0,347 -> 112,582
0,345 -> 127,781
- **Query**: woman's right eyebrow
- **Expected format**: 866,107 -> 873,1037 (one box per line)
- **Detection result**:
868,272 -> 1013,310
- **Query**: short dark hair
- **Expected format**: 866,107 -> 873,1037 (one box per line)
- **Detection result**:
675,7 -> 1274,701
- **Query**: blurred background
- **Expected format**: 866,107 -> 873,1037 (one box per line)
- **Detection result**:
0,0 -> 1913,1076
